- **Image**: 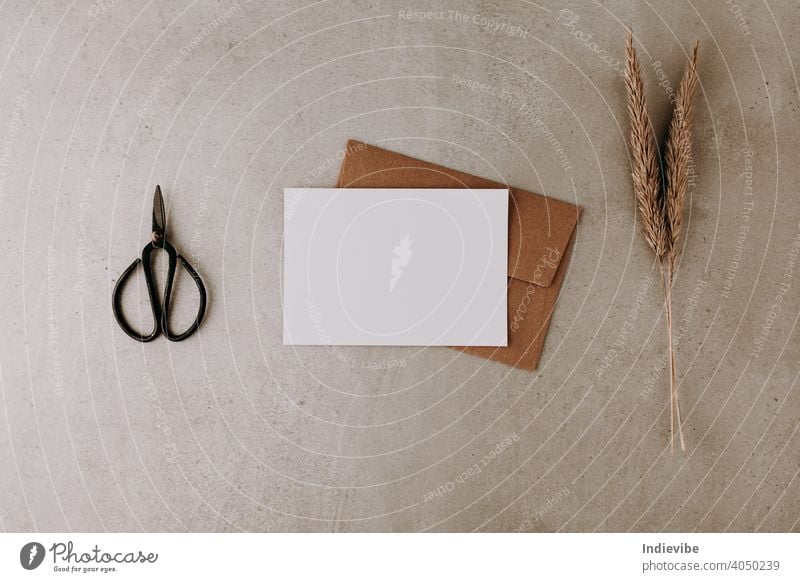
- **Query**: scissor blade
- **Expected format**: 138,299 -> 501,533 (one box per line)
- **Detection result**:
152,185 -> 166,234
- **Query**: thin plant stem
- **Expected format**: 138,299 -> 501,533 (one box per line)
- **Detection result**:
659,263 -> 675,451
667,261 -> 686,451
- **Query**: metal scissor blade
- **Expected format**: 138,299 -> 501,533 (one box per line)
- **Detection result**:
152,185 -> 166,236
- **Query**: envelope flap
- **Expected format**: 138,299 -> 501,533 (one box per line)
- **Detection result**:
337,140 -> 581,287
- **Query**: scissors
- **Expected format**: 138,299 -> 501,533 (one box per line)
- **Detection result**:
112,185 -> 207,342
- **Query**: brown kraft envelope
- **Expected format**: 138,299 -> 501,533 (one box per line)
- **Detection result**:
336,140 -> 581,370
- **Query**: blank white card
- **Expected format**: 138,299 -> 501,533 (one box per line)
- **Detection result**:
283,188 -> 508,346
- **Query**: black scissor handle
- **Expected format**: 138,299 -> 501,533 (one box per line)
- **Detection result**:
111,244 -> 161,342
112,241 -> 206,342
161,250 -> 207,342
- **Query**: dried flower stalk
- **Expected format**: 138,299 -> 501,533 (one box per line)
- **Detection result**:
625,32 -> 669,259
665,41 -> 700,271
624,32 -> 699,452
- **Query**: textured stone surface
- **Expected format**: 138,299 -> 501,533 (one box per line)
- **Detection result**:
0,0 -> 797,532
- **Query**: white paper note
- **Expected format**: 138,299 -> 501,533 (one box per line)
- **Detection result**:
283,188 -> 508,346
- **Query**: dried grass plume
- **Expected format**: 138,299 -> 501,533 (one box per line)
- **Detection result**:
624,32 -> 700,452
625,31 -> 669,259
665,41 -> 700,272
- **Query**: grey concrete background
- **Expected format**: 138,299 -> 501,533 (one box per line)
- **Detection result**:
0,0 -> 797,532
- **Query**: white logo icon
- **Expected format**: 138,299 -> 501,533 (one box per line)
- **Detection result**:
390,235 -> 414,292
